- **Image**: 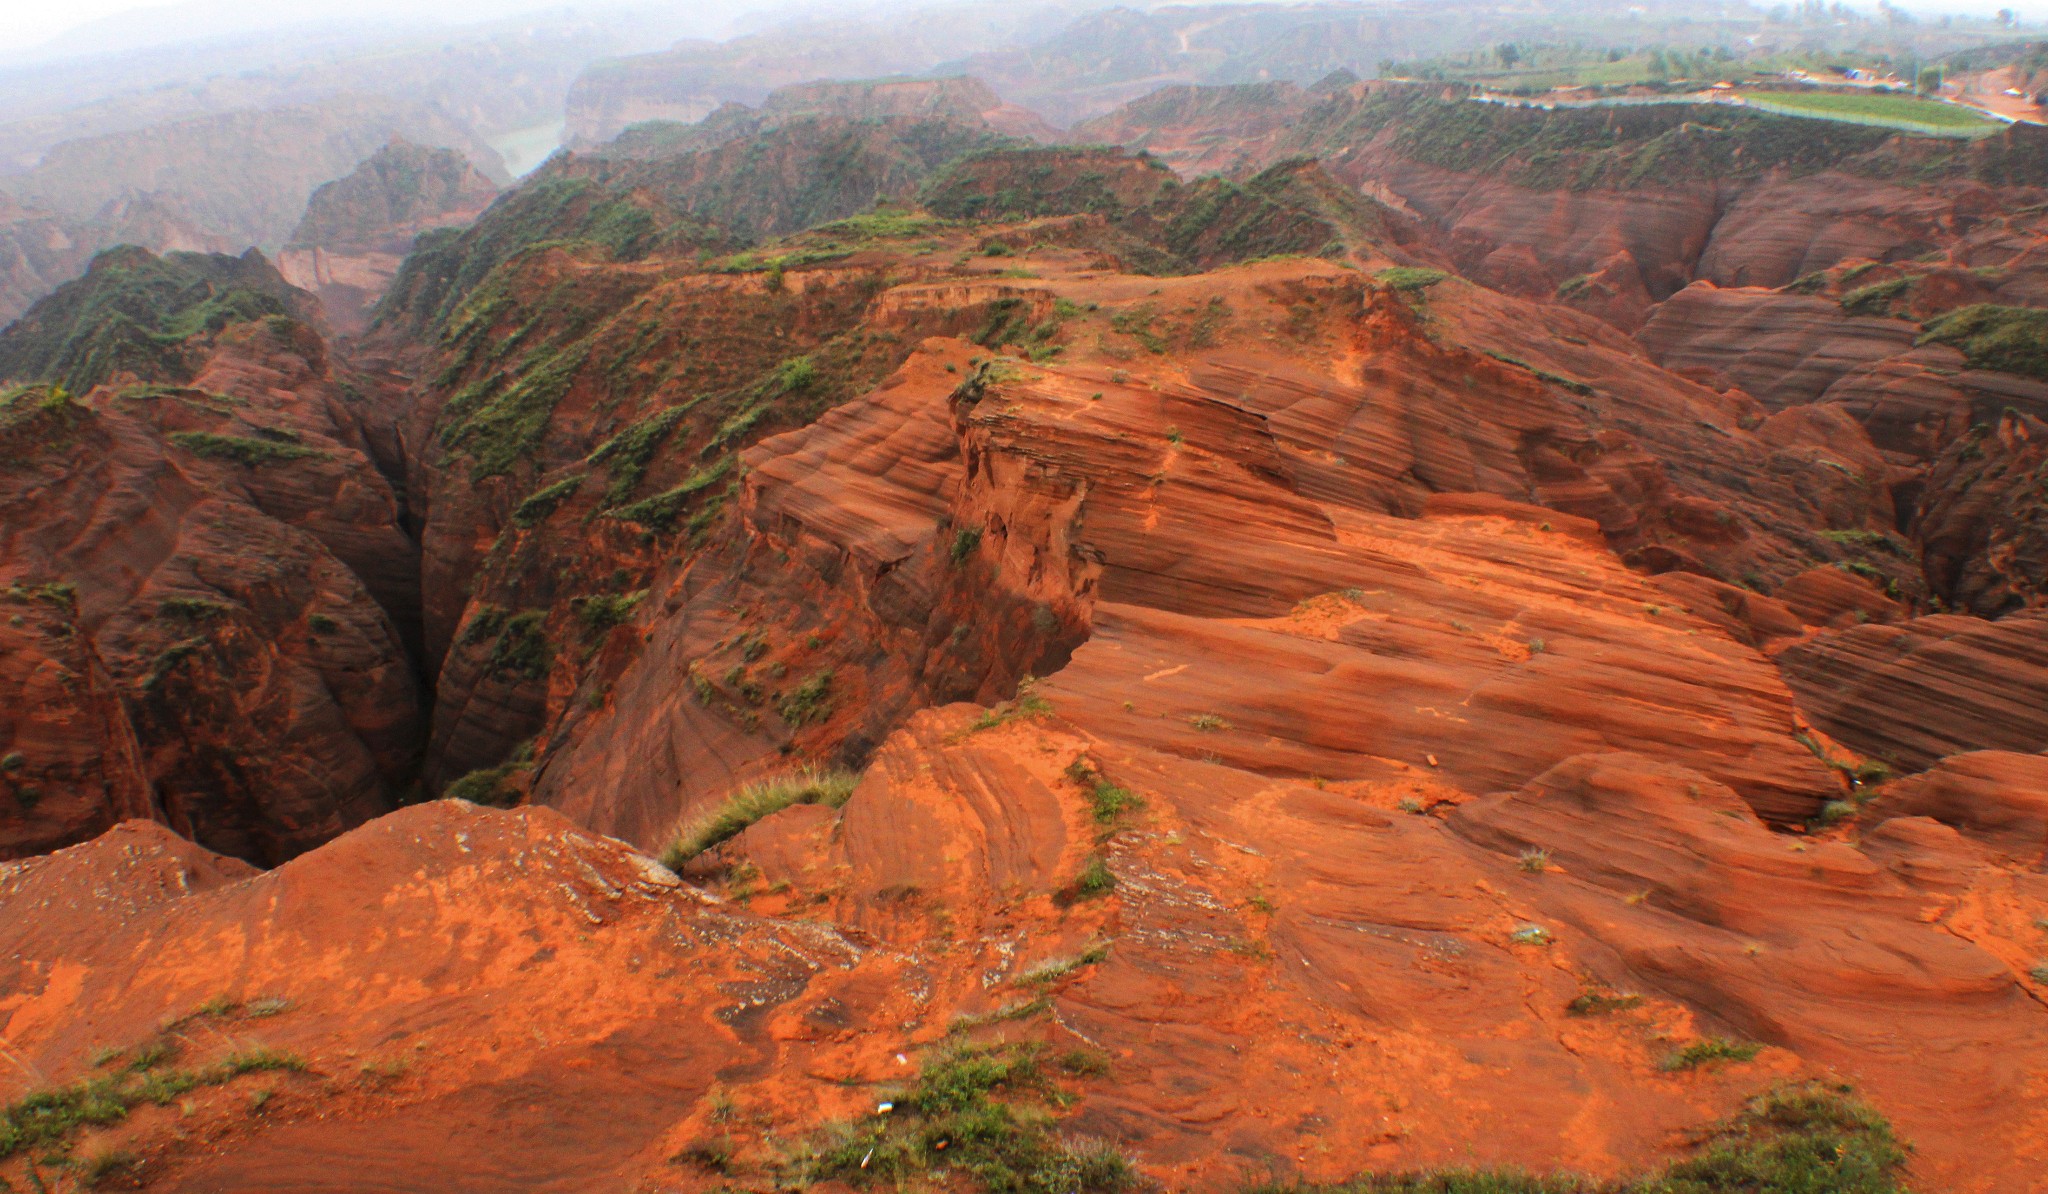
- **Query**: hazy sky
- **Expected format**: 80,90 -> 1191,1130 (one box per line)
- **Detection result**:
0,0 -> 643,54
2,0 -> 2045,59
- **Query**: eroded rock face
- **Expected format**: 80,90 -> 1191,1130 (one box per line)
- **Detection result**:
1916,411 -> 2048,617
530,252 -> 1917,849
1778,611 -> 2048,773
0,321 -> 420,864
1871,750 -> 2048,866
1637,284 -> 1920,410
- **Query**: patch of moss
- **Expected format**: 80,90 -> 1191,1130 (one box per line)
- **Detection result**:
611,455 -> 735,534
511,474 -> 584,527
1917,304 -> 2048,379
485,610 -> 550,681
1839,276 -> 1915,317
168,431 -> 323,466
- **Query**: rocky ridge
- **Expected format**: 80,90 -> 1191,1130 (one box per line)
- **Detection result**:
5,70 -> 2048,1194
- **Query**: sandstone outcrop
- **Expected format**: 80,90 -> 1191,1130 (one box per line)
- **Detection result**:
1778,611 -> 2048,772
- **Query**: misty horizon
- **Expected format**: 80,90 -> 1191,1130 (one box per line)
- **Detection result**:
6,0 -> 2048,64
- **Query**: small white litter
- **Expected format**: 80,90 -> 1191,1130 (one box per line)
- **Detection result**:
877,1101 -> 895,1114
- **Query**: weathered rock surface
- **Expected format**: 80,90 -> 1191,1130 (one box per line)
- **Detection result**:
0,313 -> 420,864
1871,750 -> 2048,866
1778,611 -> 2048,772
1637,284 -> 1921,410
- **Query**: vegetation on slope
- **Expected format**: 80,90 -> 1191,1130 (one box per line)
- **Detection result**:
563,116 -> 1017,243
1917,303 -> 2048,379
2,1009 -> 304,1162
0,246 -> 306,393
661,768 -> 859,867
921,148 -> 1409,271
801,1041 -> 1133,1194
372,175 -> 728,336
288,139 -> 497,248
1246,1082 -> 1906,1193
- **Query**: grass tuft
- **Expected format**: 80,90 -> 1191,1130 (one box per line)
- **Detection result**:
806,1042 -> 1133,1194
661,768 -> 859,867
0,1036 -> 304,1161
1661,1037 -> 1762,1072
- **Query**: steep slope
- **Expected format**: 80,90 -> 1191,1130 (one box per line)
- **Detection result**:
0,251 -> 420,865
0,246 -> 316,395
0,98 -> 506,251
920,146 -> 1442,271
277,140 -> 500,336
557,116 -> 1017,240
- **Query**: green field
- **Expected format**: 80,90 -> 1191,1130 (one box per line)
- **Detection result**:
1738,89 -> 2001,134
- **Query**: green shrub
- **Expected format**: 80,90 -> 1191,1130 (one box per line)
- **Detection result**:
808,1042 -> 1132,1194
610,456 -> 733,534
588,404 -> 693,504
1377,267 -> 1450,292
1087,780 -> 1141,825
572,590 -> 646,638
442,344 -> 589,480
157,596 -> 229,621
141,637 -> 208,690
662,768 -> 859,866
778,669 -> 834,726
169,431 -> 321,466
1658,1082 -> 1906,1193
1244,1082 -> 1903,1193
486,610 -> 550,680
1565,990 -> 1643,1016
458,604 -> 508,647
511,474 -> 583,527
1839,276 -> 1914,317
1661,1037 -> 1761,1072
444,760 -> 528,807
774,355 -> 817,392
1918,304 -> 2048,379
1074,856 -> 1117,898
951,526 -> 984,565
